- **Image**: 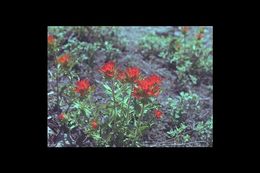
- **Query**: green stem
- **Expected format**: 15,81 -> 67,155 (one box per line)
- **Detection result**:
126,83 -> 134,120
133,101 -> 146,146
111,79 -> 116,114
65,98 -> 76,113
140,101 -> 145,118
53,47 -> 60,109
56,65 -> 59,107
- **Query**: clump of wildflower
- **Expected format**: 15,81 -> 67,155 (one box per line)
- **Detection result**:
57,54 -> 70,65
125,67 -> 141,82
99,61 -> 116,78
48,35 -> 55,45
132,74 -> 162,99
74,79 -> 91,96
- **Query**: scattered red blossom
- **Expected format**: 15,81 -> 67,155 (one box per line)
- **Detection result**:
48,35 -> 55,45
57,54 -> 70,65
91,120 -> 98,129
74,79 -> 91,96
58,113 -> 65,120
154,110 -> 163,119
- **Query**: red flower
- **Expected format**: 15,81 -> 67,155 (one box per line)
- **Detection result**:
74,79 -> 91,96
181,26 -> 189,34
91,120 -> 98,129
196,27 -> 205,40
116,70 -> 127,81
99,61 -> 116,78
48,35 -> 55,45
125,67 -> 140,82
58,113 -> 65,120
154,110 -> 163,119
196,33 -> 204,40
147,74 -> 162,85
57,54 -> 70,65
132,74 -> 162,99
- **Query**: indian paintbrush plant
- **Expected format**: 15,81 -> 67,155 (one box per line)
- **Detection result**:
56,60 -> 164,147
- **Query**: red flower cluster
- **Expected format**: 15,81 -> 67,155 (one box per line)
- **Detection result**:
74,79 -> 91,96
99,62 -> 162,99
58,113 -> 65,120
48,35 -> 55,45
132,74 -> 162,99
154,109 -> 163,119
99,61 -> 116,78
148,74 -> 162,84
117,67 -> 141,83
100,62 -> 141,84
91,120 -> 98,129
116,70 -> 127,81
57,54 -> 70,65
125,67 -> 140,82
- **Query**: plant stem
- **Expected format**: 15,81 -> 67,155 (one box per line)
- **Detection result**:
126,83 -> 134,120
111,78 -> 116,114
56,66 -> 59,108
140,101 -> 145,118
65,97 -> 75,113
133,101 -> 146,146
53,47 -> 60,110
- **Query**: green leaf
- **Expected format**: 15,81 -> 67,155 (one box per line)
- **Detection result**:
189,75 -> 197,84
123,97 -> 128,106
73,101 -> 81,109
167,130 -> 176,137
83,108 -> 91,117
115,91 -> 122,99
93,134 -> 102,141
133,100 -> 141,113
180,123 -> 187,130
103,83 -> 112,92
108,122 -> 112,128
134,120 -> 137,127
183,134 -> 190,142
69,125 -> 77,130
127,134 -> 135,139
175,114 -> 180,119
139,125 -> 149,132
